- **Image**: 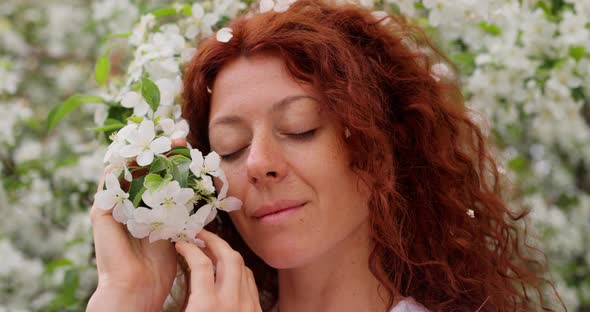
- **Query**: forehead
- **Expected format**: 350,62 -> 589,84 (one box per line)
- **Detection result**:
208,54 -> 314,123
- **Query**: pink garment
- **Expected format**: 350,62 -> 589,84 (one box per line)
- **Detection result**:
269,297 -> 429,312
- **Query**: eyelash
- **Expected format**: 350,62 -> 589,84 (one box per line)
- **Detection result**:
219,129 -> 318,161
287,129 -> 317,140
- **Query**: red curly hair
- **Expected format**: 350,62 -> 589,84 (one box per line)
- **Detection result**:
182,0 -> 563,310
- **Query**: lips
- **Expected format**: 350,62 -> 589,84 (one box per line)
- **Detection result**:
252,200 -> 307,219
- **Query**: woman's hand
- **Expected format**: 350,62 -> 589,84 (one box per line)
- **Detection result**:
87,167 -> 178,312
175,230 -> 262,312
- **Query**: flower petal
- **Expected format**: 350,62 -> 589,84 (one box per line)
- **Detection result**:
121,91 -> 141,108
167,205 -> 190,224
134,100 -> 150,116
219,197 -> 242,212
123,128 -> 140,145
175,188 -> 195,207
105,173 -> 120,191
199,175 -> 215,194
205,151 -> 220,171
217,172 -> 229,199
113,202 -> 130,224
192,3 -> 204,18
127,219 -> 151,239
133,206 -> 155,222
142,189 -> 164,209
94,190 -> 116,210
151,224 -> 180,243
260,0 -> 274,13
150,136 -> 172,154
190,149 -> 204,167
138,120 -> 156,142
194,204 -> 212,224
124,167 -> 133,182
205,207 -> 217,224
216,27 -> 233,43
119,144 -> 143,158
136,150 -> 154,166
158,118 -> 175,135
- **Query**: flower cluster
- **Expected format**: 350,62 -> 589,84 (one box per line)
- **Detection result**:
94,121 -> 241,244
83,1 -> 250,245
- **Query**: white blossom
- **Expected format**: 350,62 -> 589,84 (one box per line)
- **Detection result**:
158,118 -> 189,140
216,27 -> 234,43
142,181 -> 194,212
127,205 -> 188,242
120,91 -> 150,117
94,173 -> 134,223
119,120 -> 172,166
129,13 -> 155,46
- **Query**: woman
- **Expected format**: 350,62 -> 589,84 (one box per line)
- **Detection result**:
88,0 -> 562,311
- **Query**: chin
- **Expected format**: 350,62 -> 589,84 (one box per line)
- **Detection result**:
253,238 -> 316,269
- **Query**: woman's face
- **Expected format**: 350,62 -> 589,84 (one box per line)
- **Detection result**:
208,54 -> 371,269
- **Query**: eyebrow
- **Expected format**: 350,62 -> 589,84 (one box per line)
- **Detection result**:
208,95 -> 317,129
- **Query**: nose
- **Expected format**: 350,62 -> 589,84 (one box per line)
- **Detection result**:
246,134 -> 287,186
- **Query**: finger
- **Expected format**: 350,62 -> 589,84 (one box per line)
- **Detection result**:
90,165 -> 115,218
90,166 -> 134,274
171,138 -> 187,148
196,230 -> 243,298
241,266 -> 260,311
245,267 -> 261,309
175,241 -> 216,306
240,265 -> 249,303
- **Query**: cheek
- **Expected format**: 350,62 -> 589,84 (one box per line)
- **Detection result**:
314,144 -> 369,215
216,163 -> 247,195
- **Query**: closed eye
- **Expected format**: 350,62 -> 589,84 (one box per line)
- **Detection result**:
287,129 -> 317,140
219,146 -> 247,161
220,129 -> 317,161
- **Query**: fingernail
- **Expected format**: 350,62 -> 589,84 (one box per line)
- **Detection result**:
195,239 -> 206,248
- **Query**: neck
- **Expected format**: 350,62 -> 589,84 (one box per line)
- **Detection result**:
276,220 -> 390,312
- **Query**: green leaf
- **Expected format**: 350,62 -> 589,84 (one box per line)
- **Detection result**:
62,269 -> 79,299
479,21 -> 502,36
133,188 -> 147,207
169,155 -> 191,163
169,146 -> 191,158
55,155 -> 79,169
46,268 -> 80,310
450,51 -> 476,74
45,259 -> 73,274
180,4 -> 192,16
95,48 -> 111,85
414,2 -> 425,10
171,157 -> 191,188
93,119 -> 126,133
213,16 -> 232,31
163,173 -> 173,185
127,115 -> 143,124
556,193 -> 580,209
569,45 -> 586,61
100,32 -> 131,44
141,77 -> 160,112
150,155 -> 171,173
507,155 -> 528,172
47,94 -> 104,130
128,175 -> 146,206
144,173 -> 163,192
150,6 -> 177,18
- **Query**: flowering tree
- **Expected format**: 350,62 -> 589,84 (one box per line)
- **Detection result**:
1,0 -> 588,310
